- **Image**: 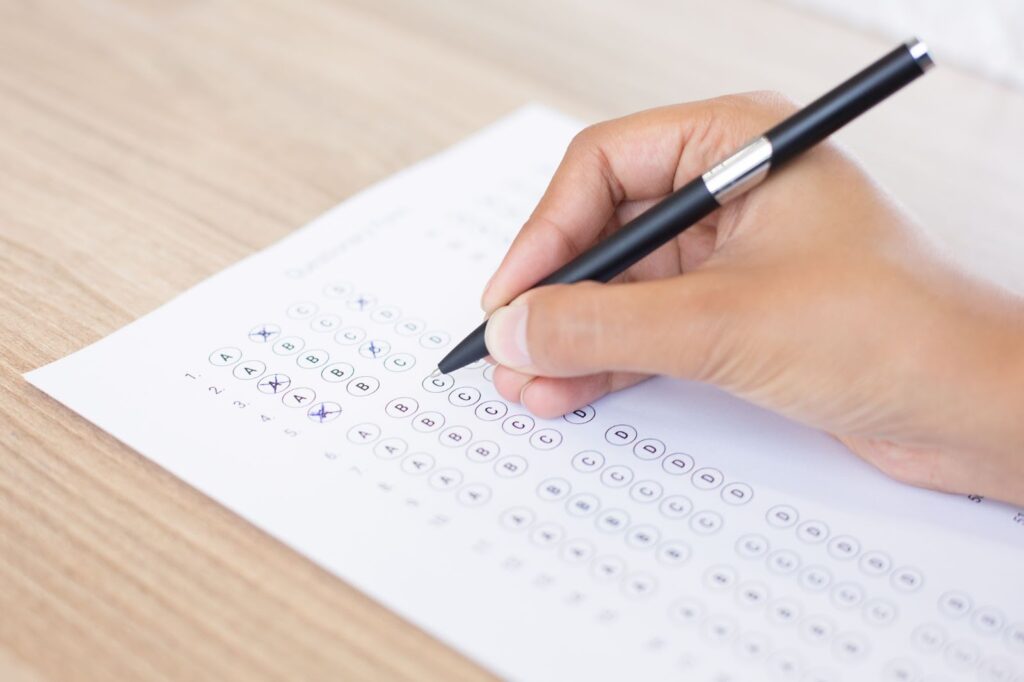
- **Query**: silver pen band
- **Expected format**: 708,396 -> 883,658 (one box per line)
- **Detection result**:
701,136 -> 773,205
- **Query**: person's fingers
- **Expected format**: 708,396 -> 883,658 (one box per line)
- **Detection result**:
492,365 -> 535,404
481,93 -> 796,313
480,104 -> 715,313
520,371 -> 648,419
492,364 -> 648,419
484,273 -> 737,381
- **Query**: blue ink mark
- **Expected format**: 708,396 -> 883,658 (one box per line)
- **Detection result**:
309,403 -> 340,423
260,374 -> 289,393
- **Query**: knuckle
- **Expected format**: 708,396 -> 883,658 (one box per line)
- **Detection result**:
738,90 -> 799,116
566,124 -> 601,154
566,121 -> 617,160
713,90 -> 797,119
696,91 -> 799,158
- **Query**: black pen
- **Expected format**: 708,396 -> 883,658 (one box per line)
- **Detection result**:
437,38 -> 934,375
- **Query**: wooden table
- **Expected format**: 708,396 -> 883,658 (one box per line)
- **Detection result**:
3,1 -> 1022,679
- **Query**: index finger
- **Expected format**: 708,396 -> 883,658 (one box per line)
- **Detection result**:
480,102 -> 714,313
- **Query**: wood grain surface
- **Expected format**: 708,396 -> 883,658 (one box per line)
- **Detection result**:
2,1 -> 1023,680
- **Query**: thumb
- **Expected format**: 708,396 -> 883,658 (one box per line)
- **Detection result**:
484,274 -> 732,380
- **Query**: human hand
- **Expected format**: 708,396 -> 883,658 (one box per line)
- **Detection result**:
481,93 -> 1024,506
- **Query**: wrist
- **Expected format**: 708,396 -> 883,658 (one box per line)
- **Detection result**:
953,297 -> 1024,504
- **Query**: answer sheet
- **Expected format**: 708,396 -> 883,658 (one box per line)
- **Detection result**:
27,106 -> 1024,682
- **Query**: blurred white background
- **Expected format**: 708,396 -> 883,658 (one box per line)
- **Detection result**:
783,0 -> 1024,90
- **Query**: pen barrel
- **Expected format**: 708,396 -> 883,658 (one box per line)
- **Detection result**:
765,39 -> 932,168
437,171 -> 717,374
536,177 -> 719,286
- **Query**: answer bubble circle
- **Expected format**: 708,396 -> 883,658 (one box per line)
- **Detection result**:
247,324 -> 281,343
422,373 -> 455,393
347,422 -> 382,444
232,359 -> 266,380
374,437 -> 408,460
257,373 -> 291,394
334,326 -> 366,346
384,353 -> 416,372
286,301 -> 318,319
420,330 -> 451,349
321,362 -> 355,383
563,405 -> 596,424
346,376 -> 380,397
306,401 -> 342,423
209,347 -> 242,366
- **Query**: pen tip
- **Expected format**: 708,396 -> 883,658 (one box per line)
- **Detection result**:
429,368 -> 443,379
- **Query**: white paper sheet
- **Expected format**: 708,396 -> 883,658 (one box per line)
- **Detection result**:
26,105 -> 1024,682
